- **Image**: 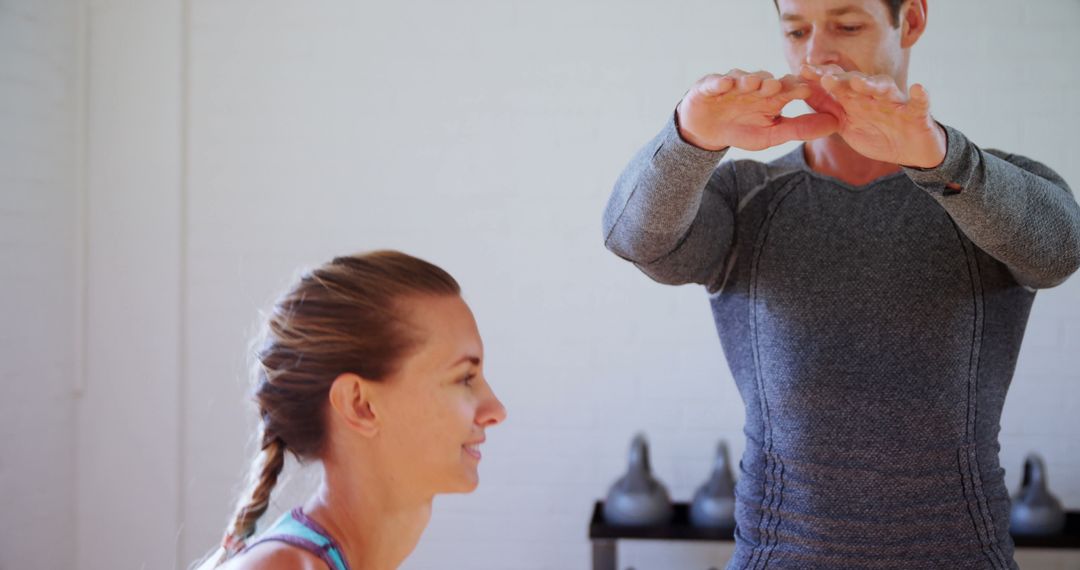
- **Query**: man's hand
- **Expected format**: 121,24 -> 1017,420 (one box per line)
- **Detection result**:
676,70 -> 839,152
800,64 -> 947,169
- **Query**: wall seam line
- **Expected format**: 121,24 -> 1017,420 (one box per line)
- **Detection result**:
176,0 -> 192,566
73,0 -> 91,566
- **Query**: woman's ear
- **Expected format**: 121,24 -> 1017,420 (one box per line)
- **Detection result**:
900,0 -> 928,49
328,372 -> 379,437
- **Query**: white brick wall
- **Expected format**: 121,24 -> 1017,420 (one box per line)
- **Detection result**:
6,0 -> 1078,569
0,1 -> 79,568
76,0 -> 185,568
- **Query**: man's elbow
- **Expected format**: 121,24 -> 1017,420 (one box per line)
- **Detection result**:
602,226 -> 633,261
1022,239 -> 1080,289
1056,240 -> 1080,285
601,205 -> 633,259
602,219 -> 660,265
1055,226 -> 1080,284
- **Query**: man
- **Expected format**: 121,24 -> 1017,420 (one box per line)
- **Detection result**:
602,0 -> 1080,568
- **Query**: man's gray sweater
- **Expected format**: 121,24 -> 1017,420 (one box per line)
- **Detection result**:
602,116 -> 1080,569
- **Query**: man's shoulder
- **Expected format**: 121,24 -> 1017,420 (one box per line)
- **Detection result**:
979,146 -> 1064,183
984,147 -> 1016,161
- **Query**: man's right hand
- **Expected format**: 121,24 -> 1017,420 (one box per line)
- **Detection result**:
675,70 -> 839,152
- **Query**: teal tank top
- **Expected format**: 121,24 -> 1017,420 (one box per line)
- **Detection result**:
243,507 -> 351,570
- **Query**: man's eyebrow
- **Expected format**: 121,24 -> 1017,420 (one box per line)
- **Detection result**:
781,6 -> 867,21
826,6 -> 868,16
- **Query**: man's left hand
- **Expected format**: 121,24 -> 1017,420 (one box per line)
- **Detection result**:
800,64 -> 947,169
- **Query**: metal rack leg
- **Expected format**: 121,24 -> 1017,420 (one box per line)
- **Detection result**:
592,539 -> 616,570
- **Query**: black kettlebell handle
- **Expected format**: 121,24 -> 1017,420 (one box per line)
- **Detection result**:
1020,454 -> 1048,500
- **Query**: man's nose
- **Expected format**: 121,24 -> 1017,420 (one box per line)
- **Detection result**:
805,29 -> 839,66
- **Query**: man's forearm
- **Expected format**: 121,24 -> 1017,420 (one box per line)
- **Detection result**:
904,124 -> 1080,288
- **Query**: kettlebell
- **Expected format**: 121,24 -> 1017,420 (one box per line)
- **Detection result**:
690,440 -> 737,529
1009,453 -> 1066,536
603,433 -> 673,526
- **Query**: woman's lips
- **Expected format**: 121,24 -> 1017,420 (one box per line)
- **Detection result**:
463,443 -> 482,460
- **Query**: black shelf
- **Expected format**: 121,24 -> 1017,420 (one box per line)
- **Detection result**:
1013,513 -> 1080,549
589,501 -> 1080,549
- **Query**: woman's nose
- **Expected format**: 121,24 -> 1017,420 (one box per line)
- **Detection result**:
477,386 -> 507,427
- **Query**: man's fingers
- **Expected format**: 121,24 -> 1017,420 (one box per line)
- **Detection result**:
906,83 -> 932,115
776,83 -> 813,104
871,75 -> 904,101
726,70 -> 773,93
881,84 -> 906,103
769,112 -> 839,145
800,64 -> 823,81
738,74 -> 764,93
730,69 -> 774,81
779,74 -> 802,90
772,75 -> 811,101
758,77 -> 784,98
849,75 -> 876,96
909,83 -> 931,107
699,74 -> 736,97
851,74 -> 904,102
820,73 -> 845,95
820,72 -> 866,101
697,70 -> 778,97
801,63 -> 844,80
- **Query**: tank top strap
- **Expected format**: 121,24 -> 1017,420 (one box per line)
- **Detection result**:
243,507 -> 351,570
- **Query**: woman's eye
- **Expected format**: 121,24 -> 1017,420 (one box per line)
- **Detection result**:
786,29 -> 807,39
839,25 -> 863,33
460,373 -> 476,386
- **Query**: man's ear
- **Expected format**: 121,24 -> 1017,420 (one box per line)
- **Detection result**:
900,0 -> 928,49
328,372 -> 379,437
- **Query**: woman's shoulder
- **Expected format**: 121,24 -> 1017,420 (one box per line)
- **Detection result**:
219,541 -> 326,570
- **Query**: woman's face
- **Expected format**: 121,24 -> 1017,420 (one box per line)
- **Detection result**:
375,294 -> 506,495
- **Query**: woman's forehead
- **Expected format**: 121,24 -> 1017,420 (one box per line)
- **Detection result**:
401,295 -> 483,369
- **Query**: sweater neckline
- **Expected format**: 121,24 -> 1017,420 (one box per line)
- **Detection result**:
786,144 -> 907,191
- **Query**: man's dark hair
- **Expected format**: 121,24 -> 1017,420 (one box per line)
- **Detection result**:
772,0 -> 905,28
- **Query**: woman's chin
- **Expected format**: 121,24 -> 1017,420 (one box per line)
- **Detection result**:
442,471 -> 479,494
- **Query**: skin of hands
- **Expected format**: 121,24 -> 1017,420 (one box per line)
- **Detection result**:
675,69 -> 840,152
800,63 -> 947,169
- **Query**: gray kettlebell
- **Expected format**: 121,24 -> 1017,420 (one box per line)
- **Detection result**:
604,433 -> 673,526
690,440 -> 737,529
1009,453 -> 1066,536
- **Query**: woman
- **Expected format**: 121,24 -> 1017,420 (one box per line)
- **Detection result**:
198,250 -> 507,570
